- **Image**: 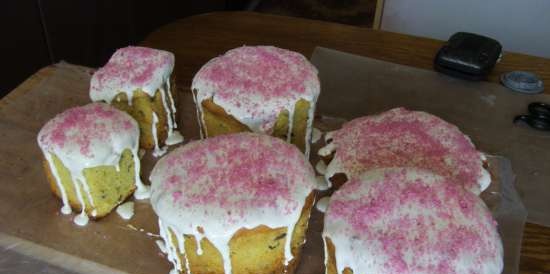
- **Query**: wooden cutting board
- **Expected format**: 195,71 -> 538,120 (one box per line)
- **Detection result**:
0,61 -> 525,274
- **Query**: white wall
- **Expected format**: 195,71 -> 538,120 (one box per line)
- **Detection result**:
381,0 -> 550,58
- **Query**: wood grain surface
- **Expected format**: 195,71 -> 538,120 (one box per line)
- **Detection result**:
5,11 -> 550,274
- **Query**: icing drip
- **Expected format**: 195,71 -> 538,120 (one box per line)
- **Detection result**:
315,160 -> 327,175
311,127 -> 322,144
116,201 -> 134,220
44,153 -> 71,215
315,196 -> 330,213
323,168 -> 503,274
319,108 -> 490,194
150,133 -> 317,274
151,112 -> 168,157
315,175 -> 330,191
156,240 -> 167,254
90,46 -> 183,150
159,80 -> 183,146
192,46 -> 320,156
191,89 -> 206,139
37,103 -> 142,224
72,177 -> 89,226
132,149 -> 150,199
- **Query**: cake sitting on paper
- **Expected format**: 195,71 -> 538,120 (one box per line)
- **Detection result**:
37,103 -> 149,226
150,133 -> 317,274
192,46 -> 320,157
90,46 -> 183,157
323,168 -> 503,274
319,108 -> 490,194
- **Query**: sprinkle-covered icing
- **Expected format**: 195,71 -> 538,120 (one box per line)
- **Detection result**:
192,46 -> 320,156
37,103 -> 148,225
150,133 -> 317,274
90,46 -> 183,152
319,108 -> 490,194
323,168 -> 503,274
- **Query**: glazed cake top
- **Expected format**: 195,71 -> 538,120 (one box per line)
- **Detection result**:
192,46 -> 320,132
90,46 -> 174,102
38,103 -> 139,164
150,132 -> 316,230
323,168 -> 503,274
320,108 -> 489,194
150,133 -> 317,271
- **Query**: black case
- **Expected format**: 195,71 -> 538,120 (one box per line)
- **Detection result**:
434,32 -> 502,81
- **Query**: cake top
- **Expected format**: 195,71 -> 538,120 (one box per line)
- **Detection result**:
150,133 -> 317,272
320,108 -> 489,194
323,168 -> 503,274
150,132 -> 316,229
192,46 -> 320,132
38,103 -> 139,166
90,46 -> 174,102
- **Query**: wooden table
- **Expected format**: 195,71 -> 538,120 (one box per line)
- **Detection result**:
4,11 -> 550,274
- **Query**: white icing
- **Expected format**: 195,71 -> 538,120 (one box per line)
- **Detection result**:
44,153 -> 72,215
165,131 -> 184,146
150,133 -> 317,274
315,175 -> 330,191
323,168 -> 503,274
191,46 -> 320,157
151,112 -> 168,158
37,103 -> 144,225
116,201 -> 134,220
315,160 -> 327,175
318,108 -> 491,195
315,196 -> 330,213
90,46 -> 183,152
311,127 -> 322,143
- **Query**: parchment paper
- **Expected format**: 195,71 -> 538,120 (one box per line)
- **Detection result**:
310,47 -> 549,227
0,60 -> 527,274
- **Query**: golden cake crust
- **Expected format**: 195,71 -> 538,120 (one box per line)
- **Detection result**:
167,193 -> 315,274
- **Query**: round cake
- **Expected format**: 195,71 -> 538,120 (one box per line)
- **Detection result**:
150,133 -> 318,274
323,168 -> 503,274
191,46 -> 320,156
90,46 -> 183,156
319,108 -> 490,194
37,103 -> 148,226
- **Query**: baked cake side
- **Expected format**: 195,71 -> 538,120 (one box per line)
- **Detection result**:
150,133 -> 318,274
90,46 -> 183,157
37,103 -> 148,225
191,46 -> 320,156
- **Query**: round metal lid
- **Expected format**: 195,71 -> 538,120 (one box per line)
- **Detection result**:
501,71 -> 544,94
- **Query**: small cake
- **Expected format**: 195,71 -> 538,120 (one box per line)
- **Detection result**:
319,108 -> 490,194
90,46 -> 183,157
323,168 -> 503,274
191,46 -> 320,156
150,133 -> 317,274
37,103 -> 149,226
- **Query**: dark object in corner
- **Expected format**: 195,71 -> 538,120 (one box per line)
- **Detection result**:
434,32 -> 502,81
514,102 -> 550,131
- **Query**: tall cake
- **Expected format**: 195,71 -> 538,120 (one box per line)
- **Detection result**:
191,46 -> 320,156
319,108 -> 490,194
37,103 -> 148,226
150,133 -> 317,274
90,46 -> 183,157
323,168 -> 503,274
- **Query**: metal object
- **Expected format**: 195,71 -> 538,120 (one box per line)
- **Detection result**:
514,102 -> 550,131
501,71 -> 544,94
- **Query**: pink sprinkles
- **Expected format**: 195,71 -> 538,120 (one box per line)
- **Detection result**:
326,168 -> 502,274
332,108 -> 485,193
90,46 -> 174,94
193,46 -> 319,118
37,103 -> 137,158
154,133 -> 316,221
